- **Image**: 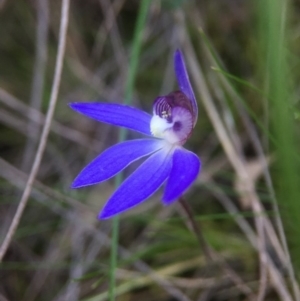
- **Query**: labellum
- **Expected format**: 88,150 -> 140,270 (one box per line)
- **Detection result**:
150,91 -> 196,145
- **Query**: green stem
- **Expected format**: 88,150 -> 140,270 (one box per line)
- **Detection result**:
109,1 -> 151,300
109,213 -> 119,301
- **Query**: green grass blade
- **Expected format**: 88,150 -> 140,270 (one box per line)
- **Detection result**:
259,0 -> 300,297
109,1 -> 152,300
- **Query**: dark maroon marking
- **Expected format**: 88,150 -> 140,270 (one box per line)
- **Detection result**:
173,121 -> 182,132
153,91 -> 195,123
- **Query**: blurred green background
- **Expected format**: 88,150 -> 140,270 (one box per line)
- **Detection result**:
0,0 -> 300,300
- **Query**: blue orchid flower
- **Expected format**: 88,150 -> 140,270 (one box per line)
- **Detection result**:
70,50 -> 200,219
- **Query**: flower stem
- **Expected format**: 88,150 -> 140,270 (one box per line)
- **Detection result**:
179,197 -> 212,261
179,197 -> 255,298
108,1 -> 151,300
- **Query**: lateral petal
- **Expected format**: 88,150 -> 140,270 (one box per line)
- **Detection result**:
69,102 -> 152,136
174,50 -> 198,125
99,148 -> 173,219
72,139 -> 163,188
162,147 -> 200,204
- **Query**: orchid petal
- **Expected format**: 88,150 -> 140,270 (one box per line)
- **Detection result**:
99,148 -> 173,219
69,102 -> 152,135
72,139 -> 163,188
162,147 -> 200,204
174,50 -> 198,124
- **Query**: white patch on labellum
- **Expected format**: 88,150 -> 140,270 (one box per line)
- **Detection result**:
150,107 -> 193,145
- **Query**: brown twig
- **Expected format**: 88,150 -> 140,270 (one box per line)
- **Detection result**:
0,88 -> 103,152
0,0 -> 70,262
